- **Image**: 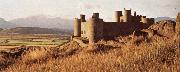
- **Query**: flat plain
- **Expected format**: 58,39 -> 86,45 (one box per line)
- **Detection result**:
0,34 -> 69,51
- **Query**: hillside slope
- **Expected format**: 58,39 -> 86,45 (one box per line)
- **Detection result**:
0,20 -> 179,72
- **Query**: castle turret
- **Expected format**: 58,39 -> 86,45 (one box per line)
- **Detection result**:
115,11 -> 122,22
134,11 -> 137,16
73,18 -> 81,37
141,16 -> 148,23
89,13 -> 104,44
89,18 -> 96,44
176,12 -> 180,33
123,8 -> 132,22
80,14 -> 86,22
92,13 -> 99,19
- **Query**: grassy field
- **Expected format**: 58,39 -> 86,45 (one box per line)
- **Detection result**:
0,34 -> 69,50
0,33 -> 179,71
0,34 -> 179,72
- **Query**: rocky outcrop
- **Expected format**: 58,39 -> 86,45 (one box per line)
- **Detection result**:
148,20 -> 176,37
128,20 -> 178,45
72,38 -> 88,47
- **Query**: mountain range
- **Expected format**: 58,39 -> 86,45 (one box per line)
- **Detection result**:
0,18 -> 18,28
0,15 -> 73,30
0,15 -> 176,30
0,27 -> 72,34
155,17 -> 176,22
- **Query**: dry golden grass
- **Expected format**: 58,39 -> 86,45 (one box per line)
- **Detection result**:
0,33 -> 179,72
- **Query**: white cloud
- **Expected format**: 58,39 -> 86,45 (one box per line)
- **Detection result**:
0,0 -> 179,21
77,2 -> 102,14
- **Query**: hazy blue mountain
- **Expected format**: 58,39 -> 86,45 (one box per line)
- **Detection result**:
0,18 -> 18,28
0,27 -> 72,34
155,17 -> 176,22
10,15 -> 73,30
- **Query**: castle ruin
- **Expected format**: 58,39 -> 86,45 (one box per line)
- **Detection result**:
72,8 -> 155,44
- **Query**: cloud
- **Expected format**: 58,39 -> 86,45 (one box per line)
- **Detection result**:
1,0 -> 180,20
78,2 -> 100,9
77,2 -> 101,14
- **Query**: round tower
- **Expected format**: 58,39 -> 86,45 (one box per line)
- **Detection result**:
89,18 -> 97,45
123,9 -> 131,22
73,18 -> 81,37
115,11 -> 122,22
141,16 -> 148,23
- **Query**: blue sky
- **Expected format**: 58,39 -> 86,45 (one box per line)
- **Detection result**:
0,0 -> 180,21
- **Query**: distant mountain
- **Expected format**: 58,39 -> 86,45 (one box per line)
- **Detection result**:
10,15 -> 73,30
0,27 -> 72,34
155,17 -> 176,22
0,18 -> 18,28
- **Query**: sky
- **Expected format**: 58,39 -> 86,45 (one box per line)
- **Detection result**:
0,0 -> 180,21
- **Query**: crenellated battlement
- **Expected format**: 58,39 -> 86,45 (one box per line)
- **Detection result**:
80,14 -> 86,22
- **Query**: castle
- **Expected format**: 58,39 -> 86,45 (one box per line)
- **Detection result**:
73,8 -> 155,44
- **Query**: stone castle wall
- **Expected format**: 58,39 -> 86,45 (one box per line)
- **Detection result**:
103,22 -> 151,38
103,22 -> 134,37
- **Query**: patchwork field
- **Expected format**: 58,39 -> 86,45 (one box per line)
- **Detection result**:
0,34 -> 69,50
